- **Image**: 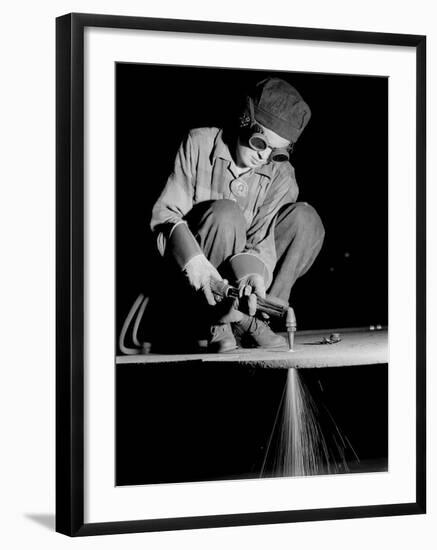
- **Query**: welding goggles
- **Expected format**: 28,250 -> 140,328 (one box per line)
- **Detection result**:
246,124 -> 294,163
239,98 -> 294,163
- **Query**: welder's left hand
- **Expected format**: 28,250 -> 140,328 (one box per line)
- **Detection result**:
237,274 -> 266,316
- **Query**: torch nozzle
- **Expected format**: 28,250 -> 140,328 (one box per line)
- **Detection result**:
285,307 -> 297,351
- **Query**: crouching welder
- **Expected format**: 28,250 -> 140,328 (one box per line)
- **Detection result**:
150,77 -> 325,353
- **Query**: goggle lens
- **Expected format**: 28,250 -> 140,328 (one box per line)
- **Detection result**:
270,149 -> 290,162
248,133 -> 268,151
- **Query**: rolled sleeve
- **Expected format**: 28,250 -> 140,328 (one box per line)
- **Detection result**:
150,131 -> 197,232
150,132 -> 199,259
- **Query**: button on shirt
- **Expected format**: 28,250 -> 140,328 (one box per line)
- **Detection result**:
150,127 -> 299,283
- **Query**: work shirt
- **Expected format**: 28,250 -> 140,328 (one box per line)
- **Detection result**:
150,127 -> 299,283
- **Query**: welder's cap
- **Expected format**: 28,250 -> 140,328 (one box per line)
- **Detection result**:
249,78 -> 311,143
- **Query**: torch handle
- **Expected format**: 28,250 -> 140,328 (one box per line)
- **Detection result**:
211,280 -> 289,319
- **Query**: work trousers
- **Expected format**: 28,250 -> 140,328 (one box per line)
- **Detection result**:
184,199 -> 325,303
146,199 -> 324,349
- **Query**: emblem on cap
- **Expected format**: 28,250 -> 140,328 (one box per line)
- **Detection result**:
230,179 -> 248,198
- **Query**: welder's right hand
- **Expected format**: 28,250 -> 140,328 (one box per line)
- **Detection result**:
183,254 -> 223,306
237,273 -> 266,316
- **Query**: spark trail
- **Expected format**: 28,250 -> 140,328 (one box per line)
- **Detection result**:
260,368 -> 358,478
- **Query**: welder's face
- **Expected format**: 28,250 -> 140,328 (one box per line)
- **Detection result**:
235,124 -> 291,169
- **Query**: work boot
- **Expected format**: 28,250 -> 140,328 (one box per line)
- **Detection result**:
234,313 -> 287,349
208,323 -> 238,353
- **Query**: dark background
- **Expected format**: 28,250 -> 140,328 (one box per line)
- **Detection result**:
116,363 -> 388,485
115,64 -> 388,486
116,63 -> 388,336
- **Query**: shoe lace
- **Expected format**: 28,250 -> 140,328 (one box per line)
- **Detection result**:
248,317 -> 267,336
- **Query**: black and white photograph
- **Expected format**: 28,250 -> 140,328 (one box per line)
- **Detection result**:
54,11 -> 426,538
115,64 -> 389,486
1,1 -> 432,547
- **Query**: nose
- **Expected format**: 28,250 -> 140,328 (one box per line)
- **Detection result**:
257,148 -> 271,161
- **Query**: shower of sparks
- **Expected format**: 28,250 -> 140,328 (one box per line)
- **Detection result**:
260,368 -> 359,478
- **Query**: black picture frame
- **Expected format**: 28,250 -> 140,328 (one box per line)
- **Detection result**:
56,12 -> 426,537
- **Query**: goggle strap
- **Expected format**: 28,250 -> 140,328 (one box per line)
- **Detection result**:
247,96 -> 255,124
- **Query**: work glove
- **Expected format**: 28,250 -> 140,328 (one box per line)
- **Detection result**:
183,254 -> 223,306
237,273 -> 266,316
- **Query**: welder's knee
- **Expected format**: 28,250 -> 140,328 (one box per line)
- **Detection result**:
281,202 -> 325,242
208,199 -> 246,231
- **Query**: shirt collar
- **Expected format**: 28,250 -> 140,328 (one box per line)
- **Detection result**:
211,129 -> 273,178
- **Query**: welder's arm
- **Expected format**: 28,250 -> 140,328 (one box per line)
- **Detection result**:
150,133 -> 224,305
150,135 -> 201,264
150,132 -> 197,242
